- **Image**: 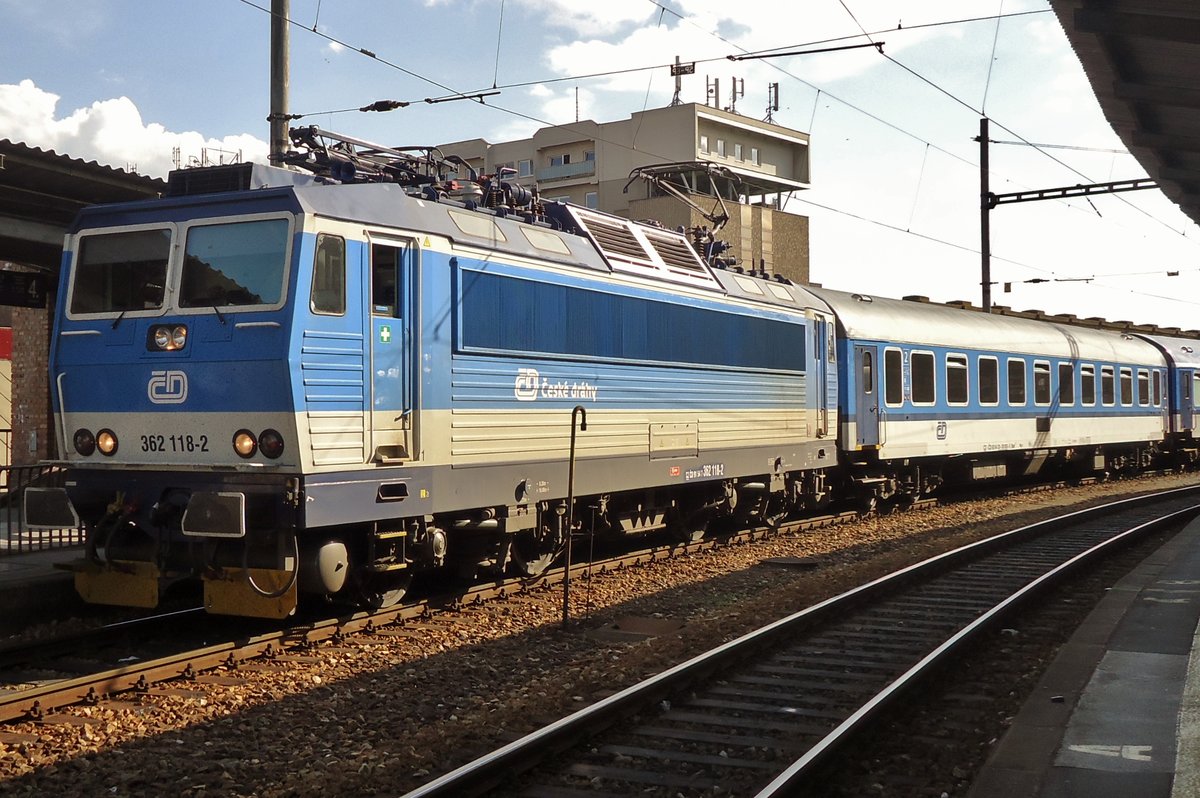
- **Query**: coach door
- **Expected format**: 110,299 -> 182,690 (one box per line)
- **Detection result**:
854,345 -> 880,448
368,237 -> 417,463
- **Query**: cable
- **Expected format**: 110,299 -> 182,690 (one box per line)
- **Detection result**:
981,0 -> 1005,114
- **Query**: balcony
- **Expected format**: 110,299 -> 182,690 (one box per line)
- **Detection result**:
536,160 -> 596,183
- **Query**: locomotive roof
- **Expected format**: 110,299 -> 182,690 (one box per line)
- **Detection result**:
808,286 -> 1163,364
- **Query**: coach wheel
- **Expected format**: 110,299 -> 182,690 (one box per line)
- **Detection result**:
511,528 -> 562,578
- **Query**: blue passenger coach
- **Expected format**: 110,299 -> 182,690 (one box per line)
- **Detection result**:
809,288 -> 1168,509
28,153 -> 838,618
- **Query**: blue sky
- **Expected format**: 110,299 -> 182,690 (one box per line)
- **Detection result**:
4,0 -> 1199,330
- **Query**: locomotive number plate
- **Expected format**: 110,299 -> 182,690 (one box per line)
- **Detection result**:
140,434 -> 210,454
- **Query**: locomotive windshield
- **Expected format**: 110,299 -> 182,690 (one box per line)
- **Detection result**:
179,219 -> 289,308
70,228 -> 170,314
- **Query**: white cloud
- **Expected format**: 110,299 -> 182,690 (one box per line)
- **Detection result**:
0,80 -> 268,178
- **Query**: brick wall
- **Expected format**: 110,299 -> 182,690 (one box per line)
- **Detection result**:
11,303 -> 51,465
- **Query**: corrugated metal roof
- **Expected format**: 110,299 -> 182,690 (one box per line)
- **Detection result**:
1051,1 -> 1200,225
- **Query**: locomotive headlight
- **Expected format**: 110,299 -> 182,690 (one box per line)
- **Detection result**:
73,428 -> 96,456
258,429 -> 285,459
148,324 -> 188,351
233,429 -> 257,458
96,429 -> 118,456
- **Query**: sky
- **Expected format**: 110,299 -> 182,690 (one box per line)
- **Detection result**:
3,0 -> 1199,330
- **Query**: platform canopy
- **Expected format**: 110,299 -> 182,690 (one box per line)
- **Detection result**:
0,140 -> 163,271
1052,1 -> 1200,225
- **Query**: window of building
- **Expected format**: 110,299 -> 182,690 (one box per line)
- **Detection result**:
947,354 -> 968,405
1081,364 -> 1096,405
518,159 -> 533,177
911,351 -> 935,405
979,356 -> 999,405
716,139 -> 726,157
1058,363 -> 1074,406
584,150 -> 595,162
734,143 -> 743,160
585,191 -> 599,209
1034,361 -> 1051,405
1137,369 -> 1150,406
750,146 -> 759,164
550,154 -> 571,167
884,348 -> 904,406
1008,359 -> 1026,405
1102,366 -> 1115,405
699,135 -> 709,153
1120,367 -> 1133,406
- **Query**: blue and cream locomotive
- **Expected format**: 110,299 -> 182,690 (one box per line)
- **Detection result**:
27,128 -> 838,618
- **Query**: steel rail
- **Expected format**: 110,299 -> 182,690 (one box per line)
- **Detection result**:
398,485 -> 1200,798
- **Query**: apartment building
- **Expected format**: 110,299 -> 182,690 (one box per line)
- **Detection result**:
440,102 -> 812,283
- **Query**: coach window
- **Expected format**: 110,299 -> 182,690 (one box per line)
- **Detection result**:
978,356 -> 999,405
1007,359 -> 1026,406
884,348 -> 904,406
1137,369 -> 1150,406
861,350 -> 873,394
310,234 -> 346,315
1034,361 -> 1051,406
911,351 -> 936,405
1194,374 -> 1200,409
1081,364 -> 1096,405
947,354 -> 968,405
1101,366 -> 1116,406
1154,371 -> 1163,406
1058,363 -> 1075,406
1120,367 -> 1133,406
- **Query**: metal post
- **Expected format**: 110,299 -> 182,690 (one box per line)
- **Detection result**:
561,406 -> 587,629
269,0 -> 290,163
979,117 -> 991,312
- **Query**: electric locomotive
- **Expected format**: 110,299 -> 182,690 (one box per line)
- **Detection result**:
27,128 -> 838,618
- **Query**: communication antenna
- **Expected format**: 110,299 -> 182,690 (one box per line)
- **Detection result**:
727,77 -> 744,114
765,82 -> 780,123
706,76 -> 720,109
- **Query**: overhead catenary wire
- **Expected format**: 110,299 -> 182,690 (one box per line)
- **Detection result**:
235,0 -> 1197,304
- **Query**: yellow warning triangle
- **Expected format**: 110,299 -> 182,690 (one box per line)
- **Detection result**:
423,236 -> 432,247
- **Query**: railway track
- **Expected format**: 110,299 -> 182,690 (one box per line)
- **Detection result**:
0,504 -> 881,725
400,485 -> 1200,798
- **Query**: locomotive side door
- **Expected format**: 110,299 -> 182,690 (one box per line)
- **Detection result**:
854,344 -> 880,448
368,237 -> 417,462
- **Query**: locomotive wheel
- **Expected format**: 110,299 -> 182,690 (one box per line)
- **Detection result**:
669,502 -> 710,544
358,572 -> 413,609
511,529 -> 562,578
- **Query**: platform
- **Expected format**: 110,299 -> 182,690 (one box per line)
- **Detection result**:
969,516 -> 1200,798
0,546 -> 81,630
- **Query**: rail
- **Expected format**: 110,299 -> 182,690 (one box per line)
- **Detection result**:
399,485 -> 1200,798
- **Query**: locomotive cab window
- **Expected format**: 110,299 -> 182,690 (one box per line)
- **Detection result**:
310,234 -> 346,316
978,356 -> 999,405
1081,364 -> 1096,406
946,354 -> 968,406
911,351 -> 935,406
71,227 -> 171,315
1007,359 -> 1026,406
1058,363 -> 1074,406
1119,367 -> 1133,406
1034,361 -> 1051,406
180,218 -> 289,309
884,348 -> 903,406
